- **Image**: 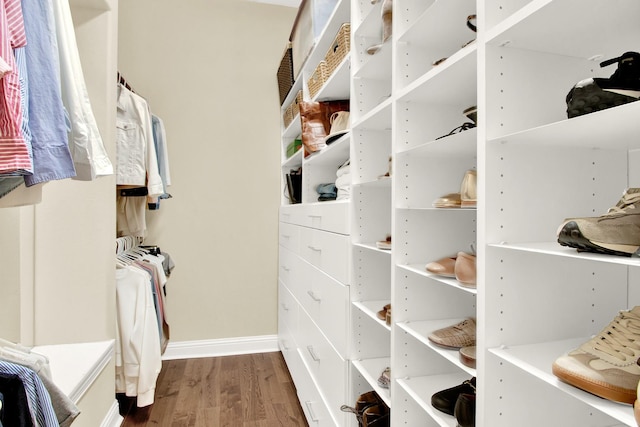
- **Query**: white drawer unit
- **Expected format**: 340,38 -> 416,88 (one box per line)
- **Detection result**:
279,221 -> 301,253
299,226 -> 350,284
295,258 -> 350,357
280,202 -> 350,235
297,307 -> 350,427
278,280 -> 298,337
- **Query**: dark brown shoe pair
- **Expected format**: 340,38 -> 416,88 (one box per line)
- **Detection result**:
431,377 -> 476,426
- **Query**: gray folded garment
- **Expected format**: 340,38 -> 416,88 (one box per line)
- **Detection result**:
316,183 -> 337,201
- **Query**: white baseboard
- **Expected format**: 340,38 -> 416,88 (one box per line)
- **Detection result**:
100,400 -> 124,427
161,335 -> 279,360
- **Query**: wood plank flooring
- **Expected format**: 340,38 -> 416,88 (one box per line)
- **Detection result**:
118,352 -> 309,427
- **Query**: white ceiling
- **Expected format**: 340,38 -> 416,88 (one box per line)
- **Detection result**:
248,0 -> 300,7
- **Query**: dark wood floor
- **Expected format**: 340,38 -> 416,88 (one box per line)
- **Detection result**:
118,352 -> 309,427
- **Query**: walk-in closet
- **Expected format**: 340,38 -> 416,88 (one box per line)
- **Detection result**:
1,0 -> 639,426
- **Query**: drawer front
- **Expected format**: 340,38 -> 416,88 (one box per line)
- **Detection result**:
278,245 -> 300,291
279,222 -> 301,253
298,309 -> 349,426
307,202 -> 350,235
278,320 -> 298,372
299,227 -> 350,284
280,204 -> 309,227
278,280 -> 298,338
296,260 -> 349,357
293,354 -> 337,427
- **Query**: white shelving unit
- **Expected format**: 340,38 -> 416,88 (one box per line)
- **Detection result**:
278,1 -> 353,426
280,0 -> 640,425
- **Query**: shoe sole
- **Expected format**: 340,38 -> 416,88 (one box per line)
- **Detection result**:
552,362 -> 636,404
557,221 -> 639,257
567,84 -> 640,118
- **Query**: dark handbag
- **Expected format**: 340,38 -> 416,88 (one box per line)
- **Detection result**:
285,167 -> 302,204
341,391 -> 390,427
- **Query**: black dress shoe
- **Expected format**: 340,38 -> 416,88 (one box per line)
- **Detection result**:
454,392 -> 476,427
431,377 -> 476,416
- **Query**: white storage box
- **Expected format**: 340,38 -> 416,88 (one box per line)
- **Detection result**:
290,0 -> 339,79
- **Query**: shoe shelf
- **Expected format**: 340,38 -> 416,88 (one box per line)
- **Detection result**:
351,95 -> 391,129
489,338 -> 635,426
352,357 -> 392,407
395,0 -> 476,91
396,372 -> 473,427
353,300 -> 391,331
394,209 -> 476,266
396,320 -> 476,377
396,125 -> 476,156
486,101 -> 640,149
484,0 -> 640,60
397,263 -> 478,296
489,242 -> 640,268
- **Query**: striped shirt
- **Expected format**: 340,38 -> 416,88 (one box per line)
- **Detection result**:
0,0 -> 31,174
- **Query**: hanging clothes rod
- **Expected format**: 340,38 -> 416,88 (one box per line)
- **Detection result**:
117,71 -> 136,93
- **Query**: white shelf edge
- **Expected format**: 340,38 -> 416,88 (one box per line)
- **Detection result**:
352,241 -> 392,254
395,43 -> 477,102
33,340 -> 114,403
397,319 -> 476,377
352,357 -> 391,407
353,300 -> 391,331
396,372 -> 472,427
489,338 -> 635,425
488,242 -> 640,267
351,97 -> 392,130
397,263 -> 478,295
484,0 -> 555,47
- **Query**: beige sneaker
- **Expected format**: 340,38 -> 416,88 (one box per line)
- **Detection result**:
428,318 -> 476,349
557,188 -> 640,256
552,306 -> 640,404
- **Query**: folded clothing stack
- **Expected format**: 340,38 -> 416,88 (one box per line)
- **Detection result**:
336,159 -> 350,200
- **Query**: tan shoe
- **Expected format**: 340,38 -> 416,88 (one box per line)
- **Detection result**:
433,192 -> 461,208
460,170 -> 477,208
428,318 -> 476,349
455,252 -> 477,287
426,256 -> 457,277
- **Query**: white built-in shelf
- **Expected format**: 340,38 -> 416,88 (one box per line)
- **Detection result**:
490,337 -> 635,426
304,134 -> 350,167
488,242 -> 640,267
486,101 -> 640,149
314,55 -> 351,102
485,0 -> 639,60
283,147 -> 303,170
352,99 -> 392,130
398,263 -> 478,296
353,300 -> 391,331
352,357 -> 391,407
397,128 -> 477,156
397,371 -> 473,427
33,340 -> 114,403
397,319 -> 476,377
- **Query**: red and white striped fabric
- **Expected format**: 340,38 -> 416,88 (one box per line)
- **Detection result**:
0,0 -> 31,174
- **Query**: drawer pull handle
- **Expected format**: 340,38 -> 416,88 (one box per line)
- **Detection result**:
281,266 -> 290,272
281,234 -> 290,239
307,290 -> 321,302
308,245 -> 322,252
308,214 -> 322,218
281,303 -> 289,311
281,340 -> 289,351
305,401 -> 320,422
307,345 -> 320,362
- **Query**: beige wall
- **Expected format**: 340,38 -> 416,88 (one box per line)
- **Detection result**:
118,1 -> 297,341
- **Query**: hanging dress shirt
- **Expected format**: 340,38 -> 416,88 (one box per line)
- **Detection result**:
0,361 -> 57,427
51,0 -> 113,181
0,0 -> 31,175
21,0 -> 76,186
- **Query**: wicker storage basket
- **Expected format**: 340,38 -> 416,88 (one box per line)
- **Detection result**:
325,23 -> 350,77
283,90 -> 303,128
277,43 -> 294,106
307,60 -> 329,99
292,90 -> 303,119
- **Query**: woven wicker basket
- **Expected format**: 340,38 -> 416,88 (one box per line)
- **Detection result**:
283,90 -> 303,128
325,23 -> 350,77
277,43 -> 294,106
307,61 -> 329,99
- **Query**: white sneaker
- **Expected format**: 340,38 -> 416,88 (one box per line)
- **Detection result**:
552,306 -> 640,404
